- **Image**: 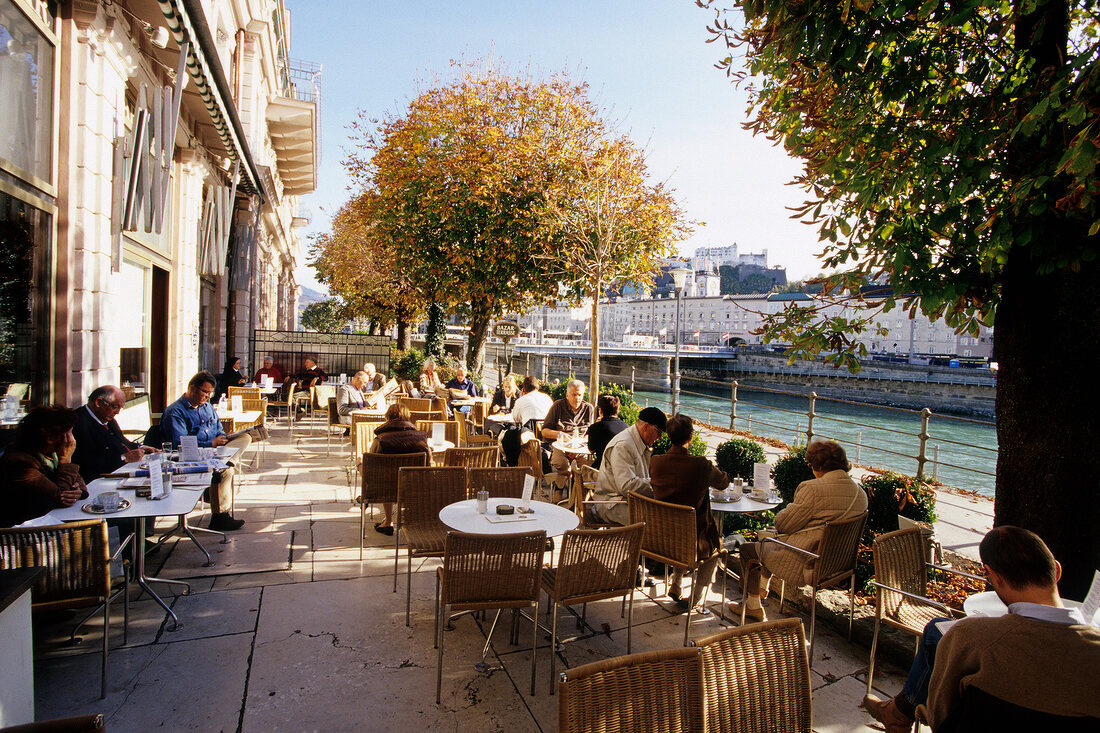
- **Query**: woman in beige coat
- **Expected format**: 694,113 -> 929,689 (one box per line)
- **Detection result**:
729,438 -> 867,622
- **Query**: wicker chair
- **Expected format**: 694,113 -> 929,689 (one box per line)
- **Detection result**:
692,617 -> 812,733
398,396 -> 434,411
359,452 -> 429,561
308,384 -> 335,434
0,713 -> 107,732
0,520 -> 113,699
396,466 -> 469,625
470,399 -> 488,434
558,646 -> 705,733
757,511 -> 868,663
267,379 -> 297,429
542,523 -> 645,694
227,386 -> 260,399
325,397 -> 346,455
628,492 -> 725,646
416,419 -> 459,445
516,438 -> 545,494
467,466 -> 531,500
867,527 -> 975,696
442,445 -> 497,468
240,397 -> 269,466
435,529 -> 545,704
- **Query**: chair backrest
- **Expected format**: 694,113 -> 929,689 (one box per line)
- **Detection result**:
241,398 -> 268,427
312,384 -> 335,409
439,530 -> 545,609
0,520 -> 110,609
627,491 -> 699,567
443,445 -> 498,468
453,410 -> 470,445
228,386 -> 260,398
471,400 -> 487,432
399,396 -> 433,411
6,382 -> 30,400
551,523 -> 644,605
558,647 -> 705,733
815,511 -> 868,585
693,618 -> 812,733
516,438 -> 543,481
872,527 -> 930,620
416,419 -> 458,445
352,411 -> 387,427
467,466 -> 530,499
361,452 -> 429,504
410,409 -> 446,423
354,422 -> 379,458
327,396 -> 340,426
396,466 -> 468,529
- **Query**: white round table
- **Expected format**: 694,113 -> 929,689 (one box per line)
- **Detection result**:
710,495 -> 781,513
439,499 -> 579,537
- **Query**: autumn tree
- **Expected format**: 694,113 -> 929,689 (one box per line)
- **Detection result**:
539,135 -> 690,392
299,298 -> 349,333
310,193 -> 426,349
345,64 -> 604,376
703,0 -> 1100,595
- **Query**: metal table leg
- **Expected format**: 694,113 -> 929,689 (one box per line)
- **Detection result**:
133,519 -> 189,631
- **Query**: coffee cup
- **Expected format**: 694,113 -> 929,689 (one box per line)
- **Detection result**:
97,491 -> 121,512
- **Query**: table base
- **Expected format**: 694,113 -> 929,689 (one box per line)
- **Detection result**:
134,518 -> 190,631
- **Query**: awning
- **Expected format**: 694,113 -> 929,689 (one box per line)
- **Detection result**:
266,96 -> 317,196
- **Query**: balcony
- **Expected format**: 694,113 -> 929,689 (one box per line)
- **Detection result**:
267,58 -> 321,196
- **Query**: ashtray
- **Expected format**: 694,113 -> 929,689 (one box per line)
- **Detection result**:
81,498 -> 131,515
495,504 -> 515,515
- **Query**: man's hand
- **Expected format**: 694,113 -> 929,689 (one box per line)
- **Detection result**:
58,488 -> 83,507
142,445 -> 157,454
212,435 -> 229,447
122,448 -> 145,464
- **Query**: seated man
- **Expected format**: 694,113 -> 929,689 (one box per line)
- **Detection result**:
541,379 -> 596,497
511,376 -> 552,431
161,371 -> 250,531
589,407 -> 667,526
253,356 -> 282,384
336,371 -> 369,429
71,385 -> 156,483
864,526 -> 1100,732
728,437 -> 868,622
444,365 -> 478,415
361,362 -> 386,394
295,356 -> 327,414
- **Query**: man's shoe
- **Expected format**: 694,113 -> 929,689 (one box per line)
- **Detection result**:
727,601 -> 767,623
209,513 -> 245,531
374,523 -> 395,536
862,694 -> 914,733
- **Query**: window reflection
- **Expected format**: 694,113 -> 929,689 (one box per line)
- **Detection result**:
0,191 -> 50,402
0,1 -> 54,181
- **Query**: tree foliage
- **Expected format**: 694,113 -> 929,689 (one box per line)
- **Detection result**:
344,63 -> 602,376
299,298 -> 349,333
702,0 -> 1100,596
538,134 -> 690,391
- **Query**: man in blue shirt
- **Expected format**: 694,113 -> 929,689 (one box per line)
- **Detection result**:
444,365 -> 478,416
161,371 -> 250,531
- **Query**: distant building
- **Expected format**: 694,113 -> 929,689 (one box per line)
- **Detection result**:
693,244 -> 769,269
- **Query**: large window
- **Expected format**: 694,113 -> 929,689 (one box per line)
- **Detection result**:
0,190 -> 51,402
0,0 -> 54,183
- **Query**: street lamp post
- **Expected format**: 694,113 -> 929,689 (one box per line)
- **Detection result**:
669,266 -> 691,415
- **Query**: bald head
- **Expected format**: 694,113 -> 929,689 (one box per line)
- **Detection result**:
87,385 -> 126,422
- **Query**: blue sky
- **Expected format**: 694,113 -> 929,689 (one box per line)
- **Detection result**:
289,1 -> 825,292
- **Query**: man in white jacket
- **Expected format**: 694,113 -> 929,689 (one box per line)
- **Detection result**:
590,407 -> 667,526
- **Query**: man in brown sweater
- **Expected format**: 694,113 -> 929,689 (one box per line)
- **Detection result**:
863,526 -> 1100,732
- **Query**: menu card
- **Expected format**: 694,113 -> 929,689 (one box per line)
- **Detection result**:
753,463 -> 771,492
231,395 -> 243,414
432,423 -> 446,446
180,435 -> 200,463
264,376 -> 275,389
148,455 -> 167,498
522,475 -> 534,510
1082,570 -> 1100,626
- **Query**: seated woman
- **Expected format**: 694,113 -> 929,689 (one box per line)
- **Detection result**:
650,414 -> 728,609
586,394 -> 629,469
215,357 -> 247,401
418,358 -> 444,407
0,406 -> 87,527
729,437 -> 868,622
366,403 -> 430,536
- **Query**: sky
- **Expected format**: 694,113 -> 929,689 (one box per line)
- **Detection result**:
288,0 -> 827,294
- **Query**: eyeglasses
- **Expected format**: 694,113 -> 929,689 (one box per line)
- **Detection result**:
98,398 -> 123,411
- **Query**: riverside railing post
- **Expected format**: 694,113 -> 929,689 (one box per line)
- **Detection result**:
630,366 -> 636,394
807,392 -> 817,442
525,353 -> 530,377
729,380 -> 738,430
672,287 -> 683,415
543,355 -> 549,383
568,357 -> 573,377
916,408 -> 932,479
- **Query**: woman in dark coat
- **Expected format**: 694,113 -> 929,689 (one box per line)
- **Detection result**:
215,357 -> 247,401
649,414 -> 728,608
0,406 -> 87,527
366,403 -> 430,536
586,394 -> 629,469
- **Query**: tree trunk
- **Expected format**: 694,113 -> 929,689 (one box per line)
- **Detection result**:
466,300 -> 494,378
588,285 -> 600,396
425,302 -> 446,358
993,245 -> 1100,600
396,320 -> 411,351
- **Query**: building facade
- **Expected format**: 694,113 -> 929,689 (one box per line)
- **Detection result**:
0,0 -> 317,411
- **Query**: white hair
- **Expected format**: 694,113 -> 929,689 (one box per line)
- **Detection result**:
567,379 -> 585,392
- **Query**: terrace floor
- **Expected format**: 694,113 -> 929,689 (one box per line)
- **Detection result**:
30,418 -> 942,732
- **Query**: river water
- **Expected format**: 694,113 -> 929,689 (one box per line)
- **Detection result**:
631,385 -> 999,497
